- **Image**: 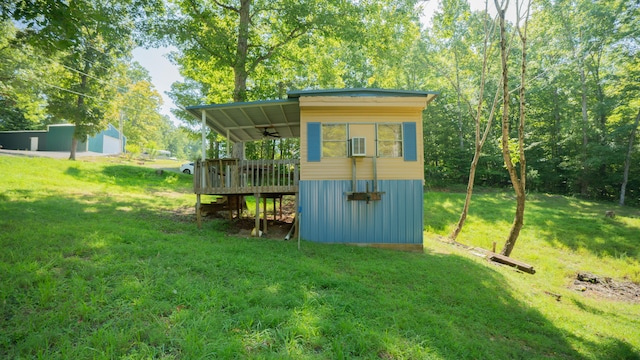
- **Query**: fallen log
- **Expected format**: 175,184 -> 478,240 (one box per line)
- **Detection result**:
488,252 -> 536,274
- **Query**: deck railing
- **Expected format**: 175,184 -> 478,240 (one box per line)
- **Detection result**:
194,158 -> 299,194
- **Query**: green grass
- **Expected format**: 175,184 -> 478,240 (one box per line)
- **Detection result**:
1,156 -> 638,359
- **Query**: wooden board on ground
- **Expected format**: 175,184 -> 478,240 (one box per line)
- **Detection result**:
489,252 -> 536,274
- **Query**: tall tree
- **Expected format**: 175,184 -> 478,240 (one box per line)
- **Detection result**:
165,0 -> 423,157
424,0 -> 507,241
495,0 -> 531,257
3,0 -> 163,159
616,53 -> 640,205
431,0 -> 475,150
450,17 -> 502,241
47,46 -> 116,159
164,0 -> 350,157
620,110 -> 640,206
529,0 -> 636,198
107,62 -> 170,150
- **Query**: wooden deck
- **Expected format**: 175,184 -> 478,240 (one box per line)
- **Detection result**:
194,158 -> 299,195
193,158 -> 300,234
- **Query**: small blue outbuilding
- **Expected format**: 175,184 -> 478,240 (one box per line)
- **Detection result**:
0,123 -> 126,154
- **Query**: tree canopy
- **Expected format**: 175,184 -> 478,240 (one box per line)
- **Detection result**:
0,0 -> 638,205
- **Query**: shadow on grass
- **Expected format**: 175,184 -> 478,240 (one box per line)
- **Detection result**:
3,191 -> 636,358
425,191 -> 640,260
63,163 -> 192,191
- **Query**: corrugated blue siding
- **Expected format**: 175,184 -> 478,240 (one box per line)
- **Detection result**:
0,131 -> 47,150
102,123 -> 120,138
88,133 -> 103,152
299,180 -> 423,244
88,124 -> 125,153
47,125 -> 87,151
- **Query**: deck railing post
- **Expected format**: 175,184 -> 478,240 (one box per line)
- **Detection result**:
254,192 -> 261,236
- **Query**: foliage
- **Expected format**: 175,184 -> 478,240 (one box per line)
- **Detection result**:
161,0 -> 425,160
0,0 -> 638,202
2,0 -> 166,158
0,21 -> 48,130
106,61 -> 174,151
422,0 -> 640,206
162,0 -> 426,103
125,143 -> 142,159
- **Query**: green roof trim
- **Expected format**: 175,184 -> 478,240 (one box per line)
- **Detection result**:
287,88 -> 439,98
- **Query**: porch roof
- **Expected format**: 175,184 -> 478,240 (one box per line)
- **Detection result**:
185,99 -> 301,143
185,88 -> 438,143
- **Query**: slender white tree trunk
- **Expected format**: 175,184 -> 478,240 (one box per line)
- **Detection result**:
620,109 -> 640,206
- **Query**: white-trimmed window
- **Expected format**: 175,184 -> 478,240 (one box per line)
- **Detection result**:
322,123 -> 347,158
377,123 -> 403,158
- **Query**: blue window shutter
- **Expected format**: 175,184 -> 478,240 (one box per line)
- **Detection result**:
307,122 -> 321,162
403,122 -> 417,161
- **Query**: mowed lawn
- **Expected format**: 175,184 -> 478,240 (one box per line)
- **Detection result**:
0,156 -> 638,359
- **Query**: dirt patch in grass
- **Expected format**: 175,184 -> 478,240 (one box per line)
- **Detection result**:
228,197 -> 297,239
571,272 -> 640,303
226,218 -> 294,240
174,196 -> 297,239
167,205 -> 197,222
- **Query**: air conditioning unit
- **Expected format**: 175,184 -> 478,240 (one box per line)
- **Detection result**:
350,137 -> 366,157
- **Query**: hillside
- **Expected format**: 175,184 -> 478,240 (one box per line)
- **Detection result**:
0,156 -> 638,359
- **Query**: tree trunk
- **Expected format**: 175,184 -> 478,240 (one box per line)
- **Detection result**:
495,0 -> 529,257
579,63 -> 589,196
211,133 -> 218,158
620,109 -> 640,206
449,0 -> 498,242
454,49 -> 464,150
231,0 -> 251,160
450,147 -> 480,240
503,48 -> 529,256
552,88 -> 560,160
70,71 -> 88,161
233,0 -> 250,104
69,137 -> 77,160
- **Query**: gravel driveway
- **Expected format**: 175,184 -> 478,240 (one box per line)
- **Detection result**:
0,149 -> 108,159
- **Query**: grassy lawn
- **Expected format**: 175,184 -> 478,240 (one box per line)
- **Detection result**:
1,156 -> 638,359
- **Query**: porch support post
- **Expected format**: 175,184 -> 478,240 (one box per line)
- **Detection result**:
294,192 -> 300,239
226,129 -> 230,157
254,192 -> 261,237
201,110 -> 207,160
196,193 -> 202,228
263,196 -> 268,234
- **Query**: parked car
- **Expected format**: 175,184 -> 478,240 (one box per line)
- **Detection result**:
180,162 -> 194,174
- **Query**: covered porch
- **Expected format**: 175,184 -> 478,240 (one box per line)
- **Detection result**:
185,98 -> 301,235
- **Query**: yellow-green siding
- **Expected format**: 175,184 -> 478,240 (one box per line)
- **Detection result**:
299,96 -> 426,181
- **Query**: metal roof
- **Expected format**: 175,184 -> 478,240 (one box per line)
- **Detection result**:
185,88 -> 438,142
185,99 -> 300,143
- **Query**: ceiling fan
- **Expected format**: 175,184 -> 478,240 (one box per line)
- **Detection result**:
256,125 -> 280,138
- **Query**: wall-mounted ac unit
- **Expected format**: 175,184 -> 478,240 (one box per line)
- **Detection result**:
350,137 -> 366,157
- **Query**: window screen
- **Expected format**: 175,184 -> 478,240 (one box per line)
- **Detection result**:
377,123 -> 403,158
322,124 -> 347,158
